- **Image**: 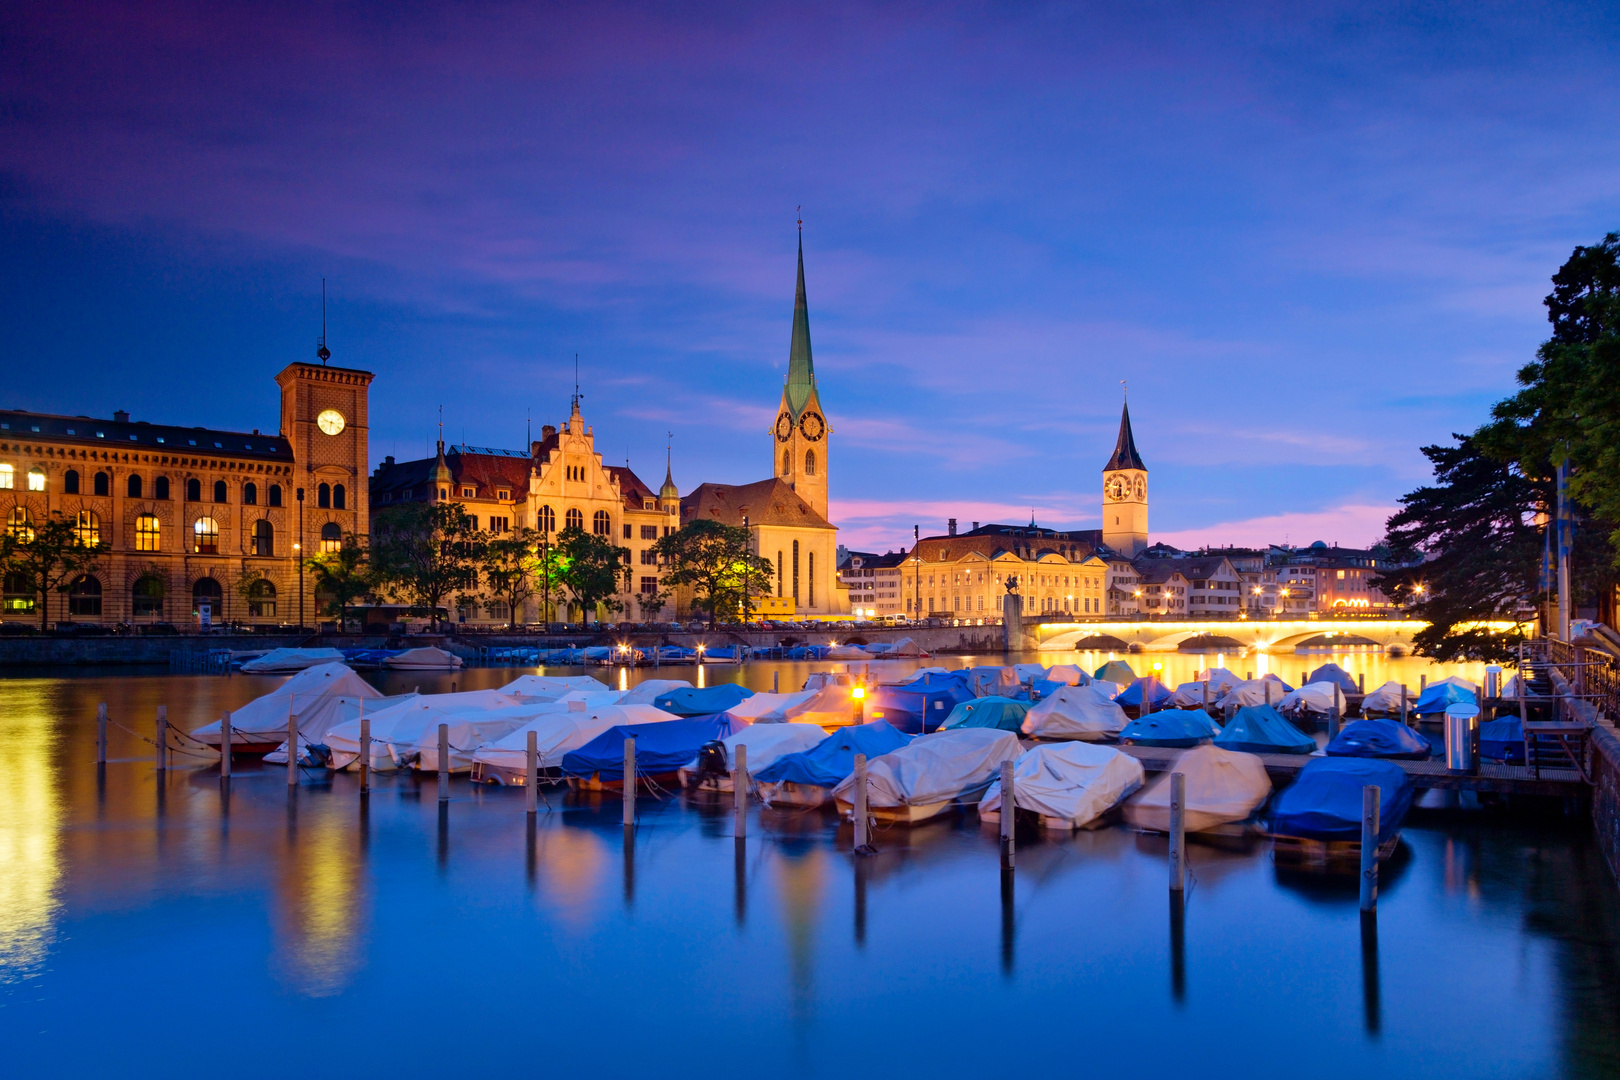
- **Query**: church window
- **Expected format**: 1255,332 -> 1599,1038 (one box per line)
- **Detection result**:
808,552 -> 815,606
193,517 -> 219,554
127,474 -> 143,499
244,482 -> 257,505
214,480 -> 228,503
777,551 -> 784,596
64,470 -> 80,494
782,450 -> 791,475
539,505 -> 556,533
268,484 -> 282,507
94,471 -> 109,496
187,478 -> 201,501
566,507 -> 584,531
333,484 -> 346,510
804,450 -> 815,476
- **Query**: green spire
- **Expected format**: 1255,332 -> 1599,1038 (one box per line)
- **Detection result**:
785,233 -> 816,418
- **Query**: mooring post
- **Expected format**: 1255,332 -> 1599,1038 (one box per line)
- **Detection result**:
1329,687 -> 1341,739
1000,759 -> 1015,866
156,705 -> 167,772
1360,785 -> 1381,912
220,713 -> 232,779
1420,673 -> 1427,694
1359,672 -> 1366,695
359,712 -> 371,794
1169,772 -> 1186,892
773,671 -> 779,694
1202,680 -> 1210,712
852,752 -> 869,851
1401,685 -> 1409,726
96,703 -> 108,766
437,723 -> 450,802
525,730 -> 538,814
733,743 -> 748,839
1265,680 -> 1272,707
623,738 -> 637,827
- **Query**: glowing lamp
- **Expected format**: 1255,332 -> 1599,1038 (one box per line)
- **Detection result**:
851,686 -> 866,700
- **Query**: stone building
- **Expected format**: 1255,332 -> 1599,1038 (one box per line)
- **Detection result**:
0,361 -> 372,628
900,523 -> 1110,621
838,549 -> 907,618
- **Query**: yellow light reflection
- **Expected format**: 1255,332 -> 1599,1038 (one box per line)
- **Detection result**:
0,684 -> 61,982
273,812 -> 365,998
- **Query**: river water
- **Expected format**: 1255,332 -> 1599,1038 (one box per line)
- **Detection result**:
3,654 -> 1619,1078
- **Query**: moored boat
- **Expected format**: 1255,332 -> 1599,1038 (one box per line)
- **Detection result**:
832,727 -> 1020,826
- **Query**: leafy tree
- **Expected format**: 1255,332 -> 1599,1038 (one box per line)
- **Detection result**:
555,524 -> 625,624
636,580 -> 671,622
303,532 -> 377,628
535,533 -> 568,623
371,502 -> 479,629
0,511 -> 108,631
479,527 -> 541,626
651,518 -> 773,623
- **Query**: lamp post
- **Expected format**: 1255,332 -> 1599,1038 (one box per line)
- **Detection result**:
913,524 -> 920,625
742,514 -> 752,626
295,486 -> 305,629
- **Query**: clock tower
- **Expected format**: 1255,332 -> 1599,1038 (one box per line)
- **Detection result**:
1101,401 -> 1147,557
771,232 -> 830,520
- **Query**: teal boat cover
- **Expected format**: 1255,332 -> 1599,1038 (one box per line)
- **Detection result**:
939,696 -> 1031,732
652,684 -> 755,716
1326,719 -> 1430,760
562,714 -> 738,780
1095,660 -> 1137,684
1215,705 -> 1316,755
1120,709 -> 1220,748
1412,682 -> 1476,715
753,721 -> 911,787
1272,757 -> 1413,844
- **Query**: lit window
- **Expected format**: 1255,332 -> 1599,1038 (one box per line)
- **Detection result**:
193,516 -> 219,554
75,510 -> 100,546
135,514 -> 160,551
320,522 -> 342,554
27,468 -> 45,492
0,464 -> 12,489
6,507 -> 33,542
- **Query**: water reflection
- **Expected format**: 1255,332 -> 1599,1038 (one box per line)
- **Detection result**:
272,807 -> 367,997
1360,912 -> 1381,1036
777,846 -> 824,1021
0,686 -> 61,983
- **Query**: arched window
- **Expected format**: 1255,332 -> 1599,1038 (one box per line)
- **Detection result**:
193,516 -> 219,554
804,449 -> 816,476
186,478 -> 200,501
333,484 -> 346,510
64,469 -> 80,494
320,521 -> 342,553
75,510 -> 100,547
538,505 -> 555,533
592,509 -> 611,536
317,483 -> 331,508
808,550 -> 815,606
782,449 -> 791,475
68,574 -> 102,616
248,577 -> 277,617
192,576 -> 223,616
268,484 -> 282,507
213,480 -> 227,503
2,572 -> 33,614
565,507 -> 584,531
134,514 -> 160,552
243,482 -> 257,505
154,476 -> 170,500
792,539 -> 800,602
27,468 -> 45,492
0,464 -> 11,489
253,519 -> 273,557
127,474 -> 143,499
7,507 -> 33,542
132,572 -> 165,617
93,471 -> 109,496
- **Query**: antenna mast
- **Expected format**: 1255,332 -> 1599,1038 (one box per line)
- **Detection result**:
316,278 -> 331,364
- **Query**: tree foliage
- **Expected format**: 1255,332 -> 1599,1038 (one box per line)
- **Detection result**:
554,524 -> 626,622
480,527 -> 542,626
0,512 -> 108,630
652,518 -> 773,623
304,532 -> 378,627
371,502 -> 479,628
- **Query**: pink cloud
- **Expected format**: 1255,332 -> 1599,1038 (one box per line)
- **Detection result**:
1152,504 -> 1398,551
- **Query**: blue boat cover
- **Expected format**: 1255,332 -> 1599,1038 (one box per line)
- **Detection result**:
1029,678 -> 1064,701
652,683 -> 755,716
1326,719 -> 1431,760
1215,705 -> 1317,755
754,721 -> 911,787
1306,663 -> 1358,693
1120,709 -> 1220,748
1480,716 -> 1527,764
1095,660 -> 1137,684
1116,677 -> 1174,708
1412,682 -> 1476,715
1272,757 -> 1413,844
868,681 -> 975,734
561,715 -> 737,779
940,696 -> 1031,732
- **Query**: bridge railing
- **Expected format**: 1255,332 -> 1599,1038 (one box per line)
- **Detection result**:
1544,638 -> 1620,723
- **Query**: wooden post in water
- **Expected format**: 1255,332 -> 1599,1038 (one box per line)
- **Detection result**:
622,738 -> 637,827
156,705 -> 167,772
733,743 -> 748,839
1202,680 -> 1210,713
1328,691 -> 1341,740
773,671 -> 779,694
359,713 -> 371,794
220,713 -> 231,779
287,709 -> 298,786
1359,785 -> 1380,912
1359,672 -> 1366,695
96,703 -> 107,765
525,730 -> 538,814
1401,685 -> 1409,726
1420,673 -> 1427,694
1169,772 -> 1186,893
437,723 -> 450,802
1000,759 -> 1015,863
1246,670 -> 1253,682
852,753 -> 868,851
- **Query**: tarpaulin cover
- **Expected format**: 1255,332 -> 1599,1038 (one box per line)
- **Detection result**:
472,704 -> 676,773
963,666 -> 1018,696
1413,682 -> 1477,715
562,714 -> 738,780
722,690 -> 819,724
979,743 -> 1144,828
787,683 -> 860,727
1480,716 -> 1527,764
1028,679 -> 1063,701
1272,757 -> 1413,844
384,646 -> 463,669
1095,660 -> 1137,684
1120,709 -> 1220,748
1215,705 -> 1317,755
825,645 -> 871,659
1116,677 -> 1173,708
939,696 -> 1031,732
1326,719 -> 1431,760
1360,680 -> 1409,714
411,705 -> 557,771
500,675 -> 608,700
1012,663 -> 1048,684
867,681 -> 975,734
1170,681 -> 1221,709
1021,684 -> 1128,741
1433,675 -> 1480,696
886,637 -> 929,657
680,722 -> 827,777
753,720 -> 911,788
239,647 -> 346,673
193,662 -> 384,745
321,689 -> 524,770
1306,663 -> 1358,693
1277,683 -> 1346,715
619,679 -> 692,705
1044,664 -> 1088,686
1195,668 -> 1241,693
652,683 -> 755,716
832,727 -> 1020,808
1125,744 -> 1271,832
1216,677 -> 1293,709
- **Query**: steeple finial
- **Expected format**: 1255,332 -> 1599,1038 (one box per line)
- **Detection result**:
316,278 -> 330,364
659,429 -> 679,501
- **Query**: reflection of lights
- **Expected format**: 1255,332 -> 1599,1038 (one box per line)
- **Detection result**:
274,813 -> 365,998
0,683 -> 60,983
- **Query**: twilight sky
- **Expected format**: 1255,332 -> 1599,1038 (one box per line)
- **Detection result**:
3,2 -> 1618,552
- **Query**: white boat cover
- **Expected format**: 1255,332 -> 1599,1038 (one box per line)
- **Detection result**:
887,637 -> 928,656
1089,679 -> 1123,700
384,646 -> 463,669
1433,674 -> 1479,696
1169,681 -> 1222,708
825,644 -> 870,659
323,689 -> 522,770
723,690 -> 819,724
979,743 -> 1144,828
1499,674 -> 1531,699
681,722 -> 827,779
1277,682 -> 1346,714
1124,744 -> 1272,832
555,690 -> 626,707
791,683 -> 859,727
903,666 -> 950,680
1021,684 -> 1128,741
1012,663 -> 1048,684
833,727 -> 1021,808
619,679 -> 692,704
500,674 -> 607,700
472,704 -> 677,775
1216,678 -> 1290,709
1195,667 -> 1241,693
239,647 -> 346,673
1360,680 -> 1409,712
1044,664 -> 1087,686
803,671 -> 855,691
192,662 -> 383,746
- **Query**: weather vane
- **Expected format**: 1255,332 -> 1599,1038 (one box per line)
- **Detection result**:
797,205 -> 802,233
316,278 -> 330,364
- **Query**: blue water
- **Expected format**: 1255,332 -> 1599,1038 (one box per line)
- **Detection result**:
1,666 -> 1617,1078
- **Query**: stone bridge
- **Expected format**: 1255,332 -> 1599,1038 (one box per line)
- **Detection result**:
1032,618 -> 1433,656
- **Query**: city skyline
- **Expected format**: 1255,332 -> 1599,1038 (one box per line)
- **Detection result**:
4,4 -> 1619,552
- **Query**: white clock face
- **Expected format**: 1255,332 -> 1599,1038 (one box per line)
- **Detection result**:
316,409 -> 346,436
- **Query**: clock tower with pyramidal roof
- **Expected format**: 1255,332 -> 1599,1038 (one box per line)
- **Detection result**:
1101,400 -> 1148,557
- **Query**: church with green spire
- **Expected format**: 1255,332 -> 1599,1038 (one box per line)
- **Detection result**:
770,233 -> 831,521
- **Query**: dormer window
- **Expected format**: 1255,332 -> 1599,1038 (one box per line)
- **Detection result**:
497,489 -> 511,501
462,486 -> 476,498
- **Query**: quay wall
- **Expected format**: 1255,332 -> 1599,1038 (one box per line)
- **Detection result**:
1592,724 -> 1620,884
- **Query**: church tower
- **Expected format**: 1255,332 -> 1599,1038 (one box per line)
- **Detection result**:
771,232 -> 830,519
1101,402 -> 1148,557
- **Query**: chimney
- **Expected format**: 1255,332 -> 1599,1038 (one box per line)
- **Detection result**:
948,518 -> 957,536
972,521 -> 979,531
384,455 -> 395,466
113,410 -> 129,423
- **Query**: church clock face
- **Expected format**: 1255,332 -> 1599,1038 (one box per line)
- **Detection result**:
316,409 -> 346,436
800,411 -> 825,441
1133,476 -> 1146,500
1105,475 -> 1129,501
774,412 -> 794,442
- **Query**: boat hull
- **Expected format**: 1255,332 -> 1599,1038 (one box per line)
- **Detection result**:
758,780 -> 832,807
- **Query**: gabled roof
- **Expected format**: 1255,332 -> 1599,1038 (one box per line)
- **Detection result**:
681,477 -> 833,530
370,445 -> 532,501
0,408 -> 291,461
1137,555 -> 1237,581
1104,402 -> 1146,472
1134,563 -> 1190,585
606,465 -> 660,512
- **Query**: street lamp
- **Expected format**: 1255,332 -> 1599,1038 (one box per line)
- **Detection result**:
295,486 -> 305,629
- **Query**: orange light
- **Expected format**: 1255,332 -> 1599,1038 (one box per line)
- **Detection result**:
851,686 -> 866,700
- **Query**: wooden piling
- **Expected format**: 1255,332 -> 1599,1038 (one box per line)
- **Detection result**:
437,723 -> 450,802
96,703 -> 107,765
220,713 -> 231,779
156,705 -> 167,772
1169,771 -> 1186,892
1401,685 -> 1409,726
853,753 -> 868,850
1000,759 -> 1015,863
1202,680 -> 1210,712
525,730 -> 538,814
733,743 -> 748,839
1360,785 -> 1380,911
773,671 -> 779,694
359,714 -> 371,794
287,710 -> 297,786
1420,673 -> 1427,693
622,738 -> 636,827
1359,672 -> 1366,694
